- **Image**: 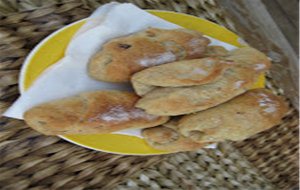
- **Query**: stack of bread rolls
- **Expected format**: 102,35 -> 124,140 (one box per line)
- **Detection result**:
24,28 -> 288,152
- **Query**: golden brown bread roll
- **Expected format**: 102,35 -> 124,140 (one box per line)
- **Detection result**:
88,28 -> 210,82
24,91 -> 169,135
131,57 -> 231,96
135,47 -> 271,116
178,89 -> 288,143
142,119 -> 208,152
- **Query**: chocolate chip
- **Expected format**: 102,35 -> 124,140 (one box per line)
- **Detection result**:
118,43 -> 131,49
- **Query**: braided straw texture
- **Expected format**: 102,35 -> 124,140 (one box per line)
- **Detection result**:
0,0 -> 298,189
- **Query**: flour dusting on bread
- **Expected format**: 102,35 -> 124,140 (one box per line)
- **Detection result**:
138,52 -> 176,67
254,63 -> 266,70
257,92 -> 279,113
191,68 -> 209,76
91,106 -> 158,122
234,80 -> 245,89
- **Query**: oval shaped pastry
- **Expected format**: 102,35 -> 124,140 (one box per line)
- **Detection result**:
178,89 -> 288,142
88,28 -> 210,82
24,91 -> 169,135
131,57 -> 231,96
135,47 -> 271,116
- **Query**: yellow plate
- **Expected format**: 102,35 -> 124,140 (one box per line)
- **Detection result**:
20,10 -> 265,155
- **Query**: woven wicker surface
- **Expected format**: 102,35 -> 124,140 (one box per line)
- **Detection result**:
0,0 -> 298,189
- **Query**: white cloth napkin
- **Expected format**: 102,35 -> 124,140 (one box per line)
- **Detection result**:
3,2 -> 236,148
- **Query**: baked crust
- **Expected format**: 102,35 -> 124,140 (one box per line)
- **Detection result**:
24,90 -> 169,135
131,57 -> 230,96
88,28 -> 210,82
178,89 -> 288,142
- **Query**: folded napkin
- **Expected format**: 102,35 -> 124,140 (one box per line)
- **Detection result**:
3,2 -> 236,145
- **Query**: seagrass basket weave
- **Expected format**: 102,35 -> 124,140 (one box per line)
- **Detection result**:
0,0 -> 298,189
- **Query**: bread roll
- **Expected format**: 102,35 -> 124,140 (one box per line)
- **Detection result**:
24,91 -> 169,135
142,120 -> 208,152
131,57 -> 231,96
88,28 -> 210,82
178,89 -> 288,142
135,47 -> 271,116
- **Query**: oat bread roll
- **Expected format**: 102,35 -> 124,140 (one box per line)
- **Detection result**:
88,28 -> 210,82
131,46 -> 229,96
178,89 -> 288,143
24,91 -> 169,135
136,47 -> 271,116
131,57 -> 231,96
142,120 -> 208,152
